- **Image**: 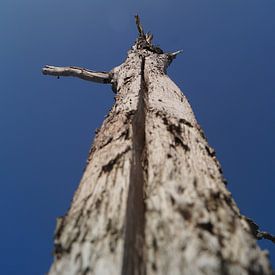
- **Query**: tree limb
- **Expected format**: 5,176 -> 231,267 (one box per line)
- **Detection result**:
244,216 -> 275,243
168,50 -> 183,60
135,15 -> 145,37
42,65 -> 111,84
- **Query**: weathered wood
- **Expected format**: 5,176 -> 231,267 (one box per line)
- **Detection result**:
44,17 -> 272,275
48,52 -> 145,275
42,65 -> 111,84
143,53 -> 271,275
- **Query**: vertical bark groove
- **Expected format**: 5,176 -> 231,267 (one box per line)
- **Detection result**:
122,56 -> 147,275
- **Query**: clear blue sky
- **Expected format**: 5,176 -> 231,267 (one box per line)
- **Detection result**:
0,0 -> 274,274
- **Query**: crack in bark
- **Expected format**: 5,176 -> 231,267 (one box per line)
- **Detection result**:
122,56 -> 147,275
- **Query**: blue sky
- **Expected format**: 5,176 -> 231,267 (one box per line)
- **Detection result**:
0,0 -> 274,274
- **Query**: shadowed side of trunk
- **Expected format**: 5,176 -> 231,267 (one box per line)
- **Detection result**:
48,53 -> 146,275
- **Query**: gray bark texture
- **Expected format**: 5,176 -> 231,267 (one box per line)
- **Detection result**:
44,18 -> 272,275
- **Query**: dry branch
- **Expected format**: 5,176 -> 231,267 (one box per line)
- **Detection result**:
135,15 -> 145,37
42,65 -> 111,84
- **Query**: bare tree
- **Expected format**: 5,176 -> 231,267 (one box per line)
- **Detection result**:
42,16 -> 273,275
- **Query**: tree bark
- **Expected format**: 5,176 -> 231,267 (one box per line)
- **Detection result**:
143,54 -> 271,275
45,20 -> 272,275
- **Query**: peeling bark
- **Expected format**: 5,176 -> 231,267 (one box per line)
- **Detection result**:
44,17 -> 272,275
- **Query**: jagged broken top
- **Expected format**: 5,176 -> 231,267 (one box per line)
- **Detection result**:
134,15 -> 164,54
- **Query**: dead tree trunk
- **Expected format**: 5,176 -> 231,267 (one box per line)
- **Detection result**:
43,16 -> 272,275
